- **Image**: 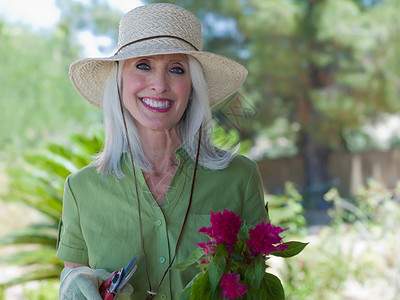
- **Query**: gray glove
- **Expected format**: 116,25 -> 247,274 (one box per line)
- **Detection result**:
59,266 -> 134,300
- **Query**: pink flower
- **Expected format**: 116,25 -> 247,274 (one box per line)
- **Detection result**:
246,220 -> 288,257
196,241 -> 216,256
200,258 -> 209,264
220,272 -> 247,299
199,210 -> 243,246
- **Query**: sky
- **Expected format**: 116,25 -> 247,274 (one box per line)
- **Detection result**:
0,0 -> 144,56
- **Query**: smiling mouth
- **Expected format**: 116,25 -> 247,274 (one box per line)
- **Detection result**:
140,97 -> 173,112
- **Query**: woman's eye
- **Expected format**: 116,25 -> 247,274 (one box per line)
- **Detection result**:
170,66 -> 185,74
136,63 -> 150,70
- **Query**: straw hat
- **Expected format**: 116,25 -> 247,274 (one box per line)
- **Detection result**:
69,3 -> 248,109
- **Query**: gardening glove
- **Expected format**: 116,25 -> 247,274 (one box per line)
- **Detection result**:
59,266 -> 134,300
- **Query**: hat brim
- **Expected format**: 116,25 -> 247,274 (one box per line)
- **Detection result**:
69,40 -> 247,109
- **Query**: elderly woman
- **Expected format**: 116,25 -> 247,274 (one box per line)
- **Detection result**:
57,3 -> 268,300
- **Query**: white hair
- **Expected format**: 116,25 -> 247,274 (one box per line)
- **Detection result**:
93,56 -> 235,178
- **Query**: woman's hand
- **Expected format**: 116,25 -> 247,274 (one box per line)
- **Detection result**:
59,264 -> 134,300
59,266 -> 111,299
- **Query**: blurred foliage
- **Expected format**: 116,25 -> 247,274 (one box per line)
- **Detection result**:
211,93 -> 257,155
0,130 -> 104,288
0,0 -> 123,156
0,20 -> 99,153
325,179 -> 400,238
55,0 -> 122,53
278,179 -> 400,299
212,125 -> 251,155
23,279 -> 59,300
265,182 -> 307,236
280,226 -> 374,300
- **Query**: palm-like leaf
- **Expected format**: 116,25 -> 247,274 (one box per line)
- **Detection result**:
0,130 -> 104,287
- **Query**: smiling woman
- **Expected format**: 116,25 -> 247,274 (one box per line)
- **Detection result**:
121,55 -> 192,134
56,3 -> 268,300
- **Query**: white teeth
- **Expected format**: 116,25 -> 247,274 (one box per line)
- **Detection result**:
141,98 -> 171,109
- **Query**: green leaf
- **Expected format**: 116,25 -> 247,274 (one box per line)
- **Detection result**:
208,253 -> 226,292
25,150 -> 78,176
190,270 -> 212,300
260,273 -> 285,300
234,239 -> 246,254
214,243 -> 229,258
0,248 -> 60,266
178,285 -> 192,300
172,247 -> 205,271
0,231 -> 57,247
239,221 -> 250,241
245,255 -> 265,290
270,241 -> 308,258
0,129 -> 104,288
1,266 -> 63,287
179,272 -> 204,300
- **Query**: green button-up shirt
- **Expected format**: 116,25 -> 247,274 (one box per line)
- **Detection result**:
56,148 -> 268,299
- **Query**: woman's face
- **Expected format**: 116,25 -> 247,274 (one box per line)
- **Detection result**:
121,54 -> 192,134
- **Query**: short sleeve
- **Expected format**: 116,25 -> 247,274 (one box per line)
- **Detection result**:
242,162 -> 269,225
56,176 -> 89,264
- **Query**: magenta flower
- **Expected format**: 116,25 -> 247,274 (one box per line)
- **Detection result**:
220,272 -> 247,299
246,220 -> 288,256
196,241 -> 216,256
200,258 -> 208,264
199,210 -> 243,246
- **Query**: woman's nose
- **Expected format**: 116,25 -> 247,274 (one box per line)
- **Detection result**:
149,70 -> 169,94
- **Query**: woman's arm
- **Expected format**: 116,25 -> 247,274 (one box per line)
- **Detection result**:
64,261 -> 88,268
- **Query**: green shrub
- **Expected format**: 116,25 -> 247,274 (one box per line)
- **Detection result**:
265,182 -> 308,236
325,179 -> 400,237
0,130 -> 104,288
278,179 -> 400,299
279,226 -> 375,300
23,279 -> 59,300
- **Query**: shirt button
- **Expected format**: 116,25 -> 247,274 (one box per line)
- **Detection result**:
160,293 -> 167,300
155,219 -> 162,226
159,256 -> 166,264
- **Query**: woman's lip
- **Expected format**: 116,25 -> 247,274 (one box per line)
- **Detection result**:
139,97 -> 174,113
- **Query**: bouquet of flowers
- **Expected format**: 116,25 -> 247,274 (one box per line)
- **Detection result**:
174,210 -> 308,300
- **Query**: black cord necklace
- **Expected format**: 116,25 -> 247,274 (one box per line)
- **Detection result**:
116,61 -> 202,299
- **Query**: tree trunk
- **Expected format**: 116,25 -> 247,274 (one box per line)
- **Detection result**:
299,130 -> 332,208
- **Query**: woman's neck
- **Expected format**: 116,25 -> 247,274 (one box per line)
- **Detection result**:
140,128 -> 181,173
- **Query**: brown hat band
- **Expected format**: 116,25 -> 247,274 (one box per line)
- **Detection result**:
115,35 -> 199,55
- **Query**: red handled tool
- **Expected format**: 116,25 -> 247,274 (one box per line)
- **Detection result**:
99,256 -> 138,300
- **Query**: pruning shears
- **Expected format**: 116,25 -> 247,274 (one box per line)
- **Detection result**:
99,256 -> 138,300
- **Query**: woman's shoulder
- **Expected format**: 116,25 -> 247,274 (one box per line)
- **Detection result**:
66,163 -> 112,188
228,153 -> 258,172
199,153 -> 258,180
68,163 -> 99,180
